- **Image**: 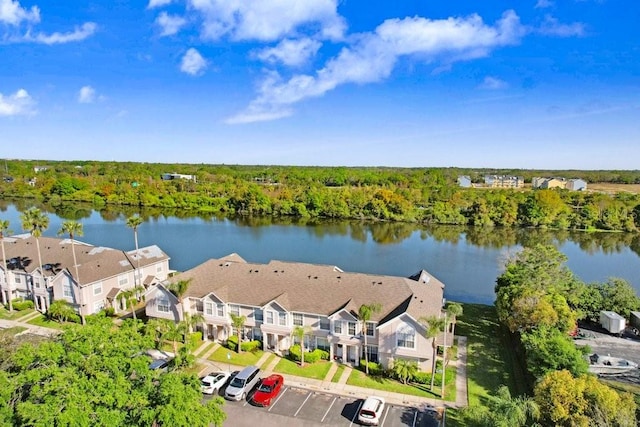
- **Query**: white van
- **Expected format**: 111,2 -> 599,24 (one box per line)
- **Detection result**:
224,365 -> 260,401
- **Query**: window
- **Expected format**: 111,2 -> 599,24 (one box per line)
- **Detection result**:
118,274 -> 128,286
348,322 -> 357,336
293,313 -> 303,326
156,264 -> 163,273
34,279 -> 40,288
229,304 -> 240,316
14,275 -> 21,284
362,345 -> 379,363
205,302 -> 213,316
266,311 -> 274,325
63,282 -> 73,298
93,282 -> 103,296
316,336 -> 330,352
216,303 -> 224,317
94,300 -> 105,312
278,312 -> 287,326
366,322 -> 375,337
319,316 -> 330,330
157,297 -> 170,313
396,325 -> 416,349
333,320 -> 342,334
254,308 -> 263,322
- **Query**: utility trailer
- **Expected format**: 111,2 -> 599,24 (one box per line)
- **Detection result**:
600,311 -> 626,335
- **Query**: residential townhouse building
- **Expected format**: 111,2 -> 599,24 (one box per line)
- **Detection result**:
0,234 -> 170,317
146,254 -> 447,371
484,175 -> 525,188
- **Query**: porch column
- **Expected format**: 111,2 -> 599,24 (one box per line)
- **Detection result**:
355,345 -> 360,366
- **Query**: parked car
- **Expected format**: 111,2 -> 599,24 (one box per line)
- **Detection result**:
250,374 -> 284,407
201,371 -> 231,395
149,358 -> 171,372
224,365 -> 261,401
357,396 -> 386,426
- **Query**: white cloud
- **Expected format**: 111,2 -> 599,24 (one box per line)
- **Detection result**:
254,38 -> 322,67
147,0 -> 173,9
78,86 -> 96,103
0,88 -> 36,116
180,47 -> 208,75
227,10 -> 525,123
28,22 -> 97,44
479,76 -> 508,90
188,0 -> 346,42
538,15 -> 585,37
535,0 -> 553,8
0,0 -> 40,25
156,11 -> 186,36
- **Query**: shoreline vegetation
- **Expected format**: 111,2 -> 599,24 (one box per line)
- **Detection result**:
1,160 -> 640,233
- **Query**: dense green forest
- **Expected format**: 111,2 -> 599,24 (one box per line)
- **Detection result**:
2,159 -> 640,232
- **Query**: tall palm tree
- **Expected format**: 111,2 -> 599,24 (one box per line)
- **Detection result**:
58,220 -> 84,324
168,279 -> 192,323
292,325 -> 311,366
420,315 -> 446,391
230,313 -> 246,353
358,302 -> 382,374
20,208 -> 49,309
182,312 -> 204,344
0,220 -> 13,311
441,302 -> 463,397
126,214 -> 143,286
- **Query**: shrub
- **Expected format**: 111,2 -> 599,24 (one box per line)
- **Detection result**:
103,307 -> 116,317
187,331 -> 203,351
12,299 -> 34,311
288,345 -> 328,363
227,335 -> 238,351
241,340 -> 261,352
358,359 -> 385,376
413,372 -> 431,384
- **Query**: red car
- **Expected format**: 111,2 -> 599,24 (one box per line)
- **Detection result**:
251,374 -> 284,407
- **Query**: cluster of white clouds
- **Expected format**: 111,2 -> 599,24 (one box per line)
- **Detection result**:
2,0 -> 589,123
0,88 -> 35,116
0,0 -> 96,44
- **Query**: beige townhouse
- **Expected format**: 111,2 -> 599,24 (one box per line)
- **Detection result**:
0,234 -> 170,317
146,253 -> 447,371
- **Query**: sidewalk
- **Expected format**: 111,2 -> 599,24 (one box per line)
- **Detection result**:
0,317 -> 62,337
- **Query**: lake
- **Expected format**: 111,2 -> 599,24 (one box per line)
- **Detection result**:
2,201 -> 640,305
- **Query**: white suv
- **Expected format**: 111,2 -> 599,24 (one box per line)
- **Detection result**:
357,396 -> 386,426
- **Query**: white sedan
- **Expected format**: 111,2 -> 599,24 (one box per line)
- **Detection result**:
357,396 -> 386,426
201,371 -> 231,395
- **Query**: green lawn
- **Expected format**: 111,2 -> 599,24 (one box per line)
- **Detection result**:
331,364 -> 345,383
0,307 -> 35,320
260,353 -> 276,369
209,346 -> 264,366
347,366 -> 456,400
445,303 -> 521,426
0,326 -> 28,335
194,341 -> 217,357
26,314 -> 70,329
273,358 -> 332,380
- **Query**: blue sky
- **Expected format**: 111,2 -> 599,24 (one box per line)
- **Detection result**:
1,0 -> 638,169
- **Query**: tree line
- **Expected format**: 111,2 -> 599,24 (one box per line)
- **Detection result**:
486,244 -> 639,426
2,159 -> 640,232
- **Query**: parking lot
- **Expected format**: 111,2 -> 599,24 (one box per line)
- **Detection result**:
206,383 -> 440,427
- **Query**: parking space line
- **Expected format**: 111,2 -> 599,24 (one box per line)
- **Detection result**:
321,396 -> 337,423
267,387 -> 288,412
293,391 -> 312,417
349,401 -> 363,427
380,405 -> 391,427
411,409 -> 418,427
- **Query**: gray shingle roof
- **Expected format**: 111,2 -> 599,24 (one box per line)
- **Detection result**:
168,254 -> 445,323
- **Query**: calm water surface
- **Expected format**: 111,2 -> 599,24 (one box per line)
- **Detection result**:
2,202 -> 640,305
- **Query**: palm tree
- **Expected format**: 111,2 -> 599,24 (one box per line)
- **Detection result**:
182,312 -> 204,344
292,325 -> 311,366
20,208 -> 49,308
441,302 -> 463,396
126,214 -> 143,286
0,219 -> 13,311
446,302 -> 463,338
168,279 -> 192,323
58,220 -> 85,324
358,302 -> 382,374
117,285 -> 145,320
230,313 -> 246,353
420,314 -> 446,391
391,358 -> 418,384
470,385 -> 539,427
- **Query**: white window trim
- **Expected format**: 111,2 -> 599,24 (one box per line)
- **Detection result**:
333,320 -> 343,334
348,321 -> 357,336
266,310 -> 275,325
157,297 -> 170,313
216,303 -> 225,317
205,301 -> 214,316
293,313 -> 303,326
229,304 -> 240,316
366,321 -> 376,337
396,325 -> 416,350
93,282 -> 103,296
